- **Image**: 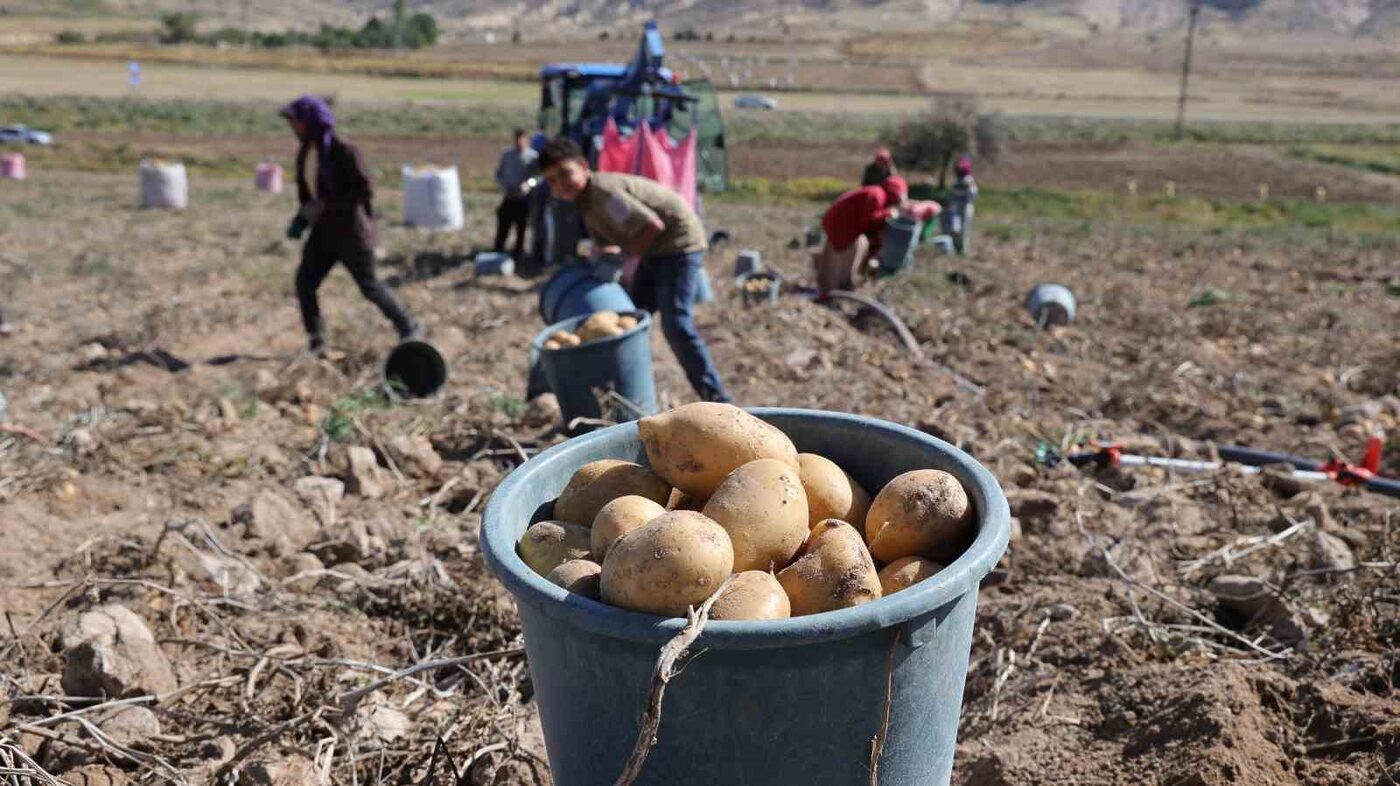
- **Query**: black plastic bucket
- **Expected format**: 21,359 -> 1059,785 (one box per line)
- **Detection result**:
382,340 -> 448,398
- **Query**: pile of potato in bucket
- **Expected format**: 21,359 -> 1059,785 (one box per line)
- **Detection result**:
518,403 -> 974,619
541,310 -> 639,351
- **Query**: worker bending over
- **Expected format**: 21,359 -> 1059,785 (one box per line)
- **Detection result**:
537,138 -> 731,404
812,176 -> 909,299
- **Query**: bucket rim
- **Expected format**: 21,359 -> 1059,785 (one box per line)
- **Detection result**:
481,407 -> 1011,650
531,310 -> 651,354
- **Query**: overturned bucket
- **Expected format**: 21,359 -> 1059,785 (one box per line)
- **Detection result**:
475,251 -> 515,277
382,340 -> 448,398
481,408 -> 1010,786
1025,283 -> 1076,328
534,311 -> 657,424
878,214 -> 922,273
539,264 -> 636,325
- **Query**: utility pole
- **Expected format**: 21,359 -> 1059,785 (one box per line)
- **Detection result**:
1174,0 -> 1202,141
393,0 -> 406,50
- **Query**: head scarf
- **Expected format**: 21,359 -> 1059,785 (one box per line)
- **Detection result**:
281,95 -> 337,198
955,155 -> 973,177
873,147 -> 893,165
881,175 -> 908,202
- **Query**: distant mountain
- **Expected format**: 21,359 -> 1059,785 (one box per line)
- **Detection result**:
13,0 -> 1396,37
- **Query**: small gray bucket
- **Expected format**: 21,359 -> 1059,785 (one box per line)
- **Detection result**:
1025,283 -> 1076,328
736,270 -> 782,306
481,408 -> 1011,786
534,311 -> 658,423
475,251 -> 514,277
878,215 -> 923,273
733,249 -> 763,278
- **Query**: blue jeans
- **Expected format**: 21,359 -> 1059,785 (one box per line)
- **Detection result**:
632,251 -> 730,402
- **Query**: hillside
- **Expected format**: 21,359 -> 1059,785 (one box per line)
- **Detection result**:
5,0 -> 1397,38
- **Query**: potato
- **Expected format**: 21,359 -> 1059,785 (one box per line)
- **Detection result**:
546,559 -> 603,599
865,470 -> 974,564
777,519 -> 882,616
549,330 -> 574,343
578,322 -> 625,343
591,495 -> 667,561
666,487 -> 706,511
877,556 -> 943,596
601,511 -> 734,617
638,403 -> 799,498
710,570 -> 791,621
518,521 -> 591,577
553,459 -> 671,526
617,314 -> 639,330
543,339 -> 562,351
701,459 -> 808,572
580,310 -> 619,332
797,453 -> 871,530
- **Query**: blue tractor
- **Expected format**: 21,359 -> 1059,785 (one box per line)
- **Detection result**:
529,22 -> 728,267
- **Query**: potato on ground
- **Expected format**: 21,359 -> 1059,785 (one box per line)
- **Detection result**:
777,519 -> 881,616
865,469 -> 974,563
701,458 -> 808,572
710,570 -> 791,621
797,453 -> 871,530
591,495 -> 667,561
878,556 -> 943,596
601,511 -> 734,617
546,559 -> 603,600
518,521 -> 591,576
553,459 -> 671,527
638,403 -> 799,499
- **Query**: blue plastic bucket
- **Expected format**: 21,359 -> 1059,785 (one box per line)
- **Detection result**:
879,215 -> 923,273
538,265 -> 638,325
1025,283 -> 1076,328
533,311 -> 658,423
481,408 -> 1010,786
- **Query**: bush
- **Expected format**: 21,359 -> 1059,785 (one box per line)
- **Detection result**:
882,95 -> 1003,186
159,12 -> 199,44
402,12 -> 439,49
56,30 -> 87,44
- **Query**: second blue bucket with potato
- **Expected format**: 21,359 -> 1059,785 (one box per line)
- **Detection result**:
533,311 -> 658,424
481,408 -> 1011,786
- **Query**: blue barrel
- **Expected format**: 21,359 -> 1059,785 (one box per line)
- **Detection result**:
534,311 -> 658,423
1025,283 -> 1076,328
879,215 -> 923,273
481,408 -> 1010,786
539,265 -> 637,325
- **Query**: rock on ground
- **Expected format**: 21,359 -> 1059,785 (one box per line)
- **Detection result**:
61,605 -> 178,699
387,434 -> 443,478
233,489 -> 319,555
345,446 -> 388,499
92,705 -> 161,747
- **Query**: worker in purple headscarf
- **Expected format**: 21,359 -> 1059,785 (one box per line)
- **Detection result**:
281,95 -> 418,357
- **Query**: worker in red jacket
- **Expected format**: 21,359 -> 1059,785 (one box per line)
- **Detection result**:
812,175 -> 908,299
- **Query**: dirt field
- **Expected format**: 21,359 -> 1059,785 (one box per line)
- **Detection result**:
0,168 -> 1396,783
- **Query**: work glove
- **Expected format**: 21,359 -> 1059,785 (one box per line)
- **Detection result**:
591,253 -> 625,283
286,214 -> 309,240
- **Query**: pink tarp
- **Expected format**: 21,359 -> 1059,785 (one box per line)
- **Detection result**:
598,118 -> 698,209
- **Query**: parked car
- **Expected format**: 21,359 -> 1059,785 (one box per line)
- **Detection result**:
732,94 -> 777,110
0,125 -> 54,146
